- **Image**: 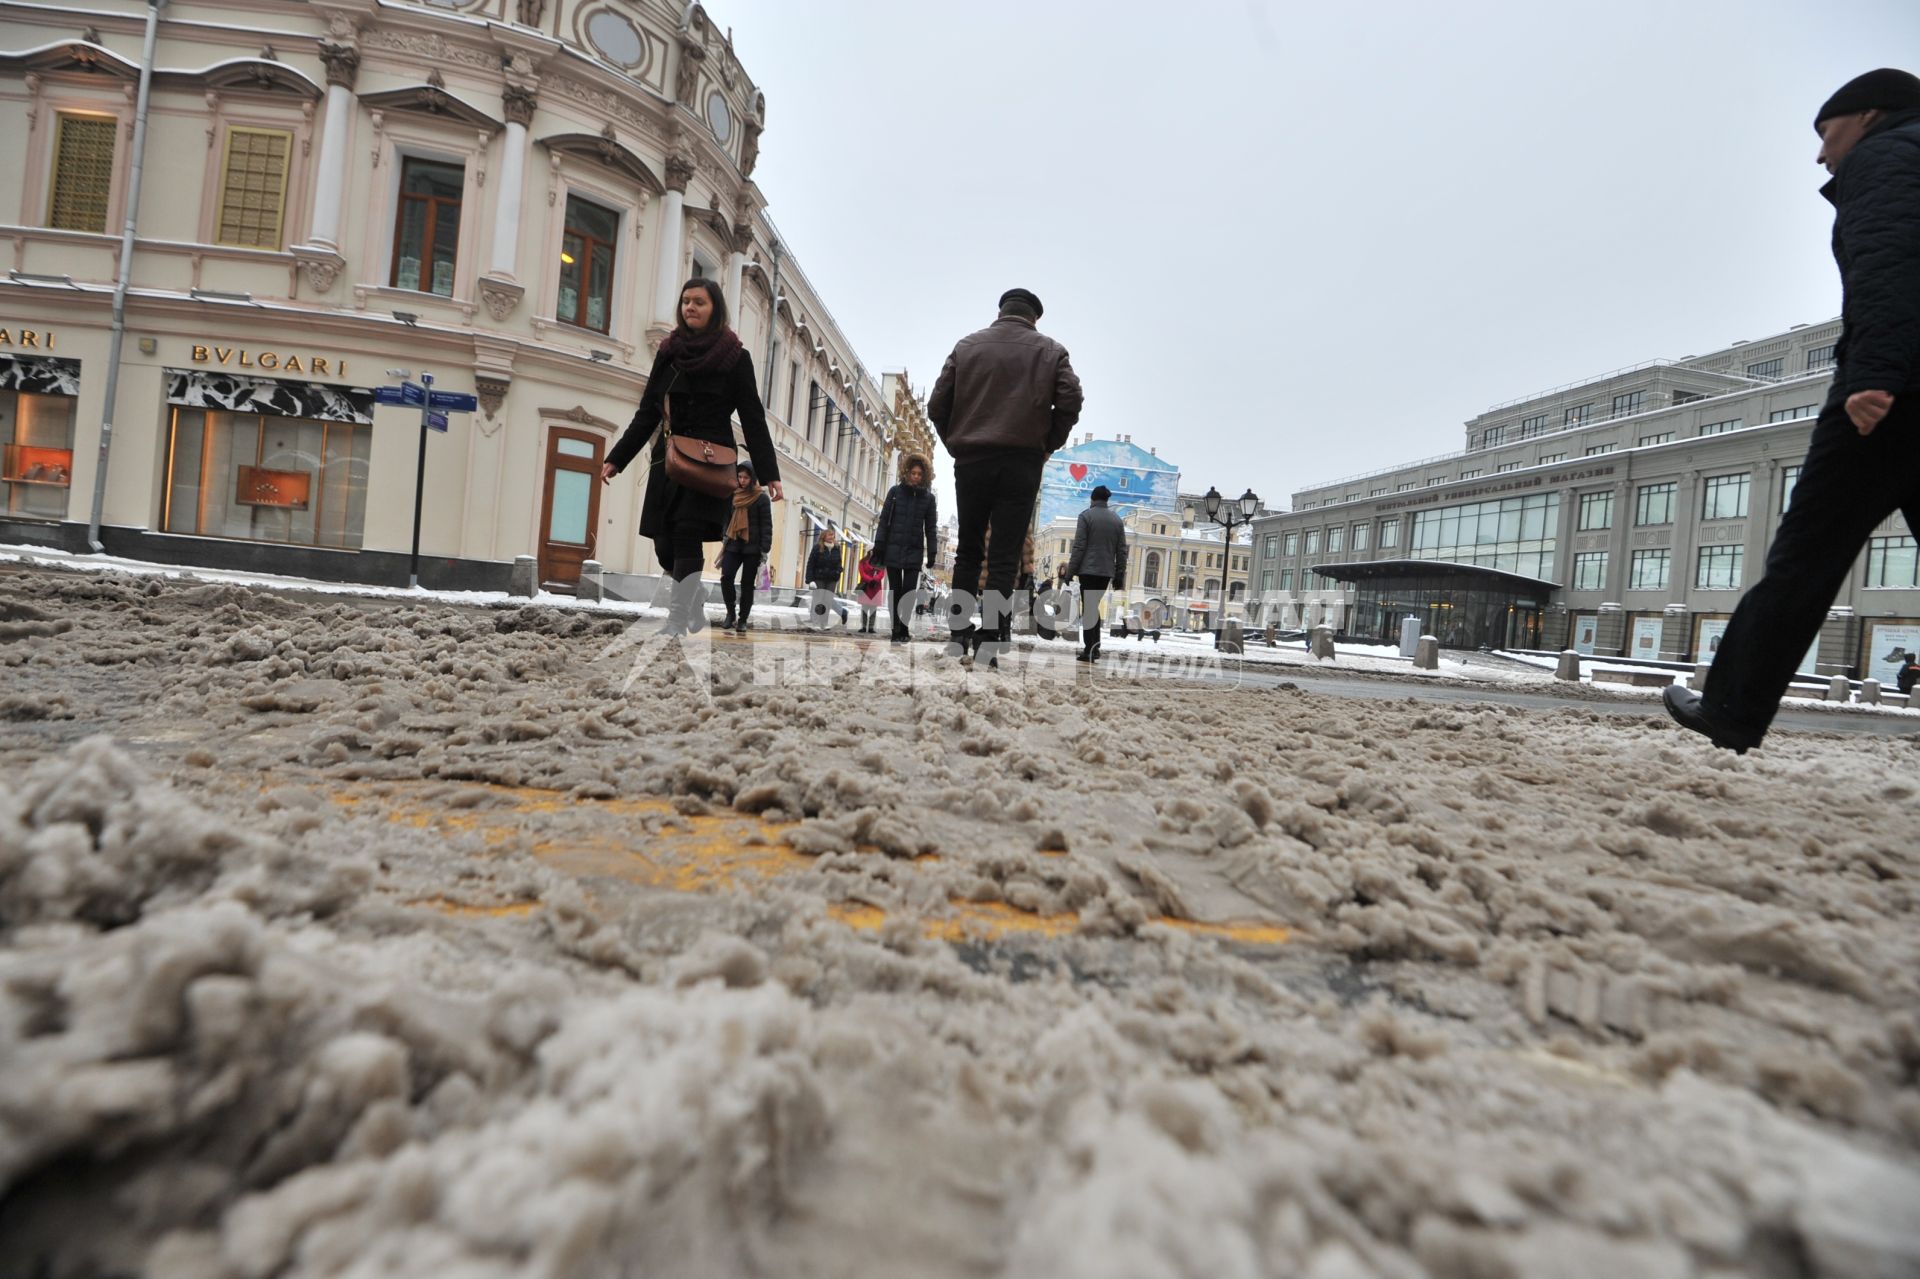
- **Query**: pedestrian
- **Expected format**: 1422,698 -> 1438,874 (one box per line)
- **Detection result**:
855,552 -> 885,633
928,287 -> 1084,668
716,460 -> 771,633
805,528 -> 849,626
1898,651 -> 1920,696
871,452 -> 939,643
602,277 -> 781,636
1061,484 -> 1129,663
1665,69 -> 1920,753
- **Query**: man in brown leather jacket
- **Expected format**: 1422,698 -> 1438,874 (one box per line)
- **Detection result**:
927,288 -> 1084,664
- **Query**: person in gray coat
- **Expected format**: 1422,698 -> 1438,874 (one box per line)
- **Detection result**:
1062,485 -> 1128,662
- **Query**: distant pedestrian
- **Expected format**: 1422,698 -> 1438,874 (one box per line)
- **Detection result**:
805,529 -> 849,626
1665,69 -> 1920,753
871,452 -> 939,643
855,553 -> 885,633
716,461 -> 771,633
603,277 -> 782,636
929,287 -> 1083,667
1062,485 -> 1128,663
1898,652 -> 1920,696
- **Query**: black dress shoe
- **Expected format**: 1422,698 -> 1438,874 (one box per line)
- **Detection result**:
1662,685 -> 1760,754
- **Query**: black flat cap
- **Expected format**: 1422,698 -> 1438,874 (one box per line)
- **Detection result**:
998,288 -> 1044,319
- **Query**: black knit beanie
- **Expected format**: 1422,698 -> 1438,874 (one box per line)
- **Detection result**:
1814,68 -> 1920,129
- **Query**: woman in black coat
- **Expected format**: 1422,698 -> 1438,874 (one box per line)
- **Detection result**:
715,460 -> 772,633
871,452 -> 938,643
601,278 -> 782,634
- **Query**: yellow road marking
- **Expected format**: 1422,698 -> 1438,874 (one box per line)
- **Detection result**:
317,779 -> 1287,947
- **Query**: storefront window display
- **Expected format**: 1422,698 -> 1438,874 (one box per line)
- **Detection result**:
0,354 -> 80,521
162,369 -> 375,549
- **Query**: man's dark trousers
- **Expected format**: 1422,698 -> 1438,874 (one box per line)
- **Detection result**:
1703,401 -> 1920,737
1077,574 -> 1112,657
950,449 -> 1045,639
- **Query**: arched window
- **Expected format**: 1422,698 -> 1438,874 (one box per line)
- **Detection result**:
1143,550 -> 1161,590
1229,580 -> 1245,600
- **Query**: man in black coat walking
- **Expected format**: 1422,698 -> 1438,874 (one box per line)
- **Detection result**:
1666,68 -> 1920,753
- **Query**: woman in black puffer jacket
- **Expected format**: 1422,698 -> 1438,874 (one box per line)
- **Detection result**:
602,278 -> 782,635
871,452 -> 938,643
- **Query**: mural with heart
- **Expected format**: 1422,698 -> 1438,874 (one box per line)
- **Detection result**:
1036,437 -> 1182,527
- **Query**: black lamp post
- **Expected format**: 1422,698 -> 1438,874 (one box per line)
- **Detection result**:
1188,485 -> 1260,625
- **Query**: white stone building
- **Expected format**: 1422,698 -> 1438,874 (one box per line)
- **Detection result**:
0,0 -> 900,593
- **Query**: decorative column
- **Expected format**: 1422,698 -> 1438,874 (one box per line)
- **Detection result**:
291,38 -> 357,293
648,153 -> 695,345
724,206 -> 753,319
478,80 -> 536,320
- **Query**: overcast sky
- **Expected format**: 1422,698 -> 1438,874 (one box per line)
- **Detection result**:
709,0 -> 1916,509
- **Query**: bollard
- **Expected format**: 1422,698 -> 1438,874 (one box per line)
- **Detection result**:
1413,635 -> 1439,670
1689,662 -> 1710,692
1311,625 -> 1336,660
1828,674 -> 1852,703
577,560 -> 604,603
1555,648 -> 1581,681
1859,678 -> 1881,705
509,555 -> 537,598
1399,616 -> 1422,658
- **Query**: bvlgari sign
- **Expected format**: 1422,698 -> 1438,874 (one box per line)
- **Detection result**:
190,345 -> 350,378
0,327 -> 57,349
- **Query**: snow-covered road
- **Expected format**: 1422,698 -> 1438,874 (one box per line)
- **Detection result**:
4,561 -> 1917,1278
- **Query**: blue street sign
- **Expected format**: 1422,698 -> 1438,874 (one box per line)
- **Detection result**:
427,390 -> 479,412
374,382 -> 425,407
426,410 -> 449,432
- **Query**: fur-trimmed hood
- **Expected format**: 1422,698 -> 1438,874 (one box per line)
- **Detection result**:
896,452 -> 934,487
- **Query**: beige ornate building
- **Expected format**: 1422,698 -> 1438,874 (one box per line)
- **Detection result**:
0,0 -> 900,593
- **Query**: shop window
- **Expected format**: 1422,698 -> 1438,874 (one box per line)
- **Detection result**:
48,112 -> 117,233
391,157 -> 463,296
558,194 -> 619,332
163,408 -> 372,549
1,385 -> 78,520
216,127 -> 293,249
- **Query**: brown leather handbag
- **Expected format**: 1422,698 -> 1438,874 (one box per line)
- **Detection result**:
659,383 -> 737,498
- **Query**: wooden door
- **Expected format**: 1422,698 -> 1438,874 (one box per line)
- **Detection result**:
537,427 -> 602,592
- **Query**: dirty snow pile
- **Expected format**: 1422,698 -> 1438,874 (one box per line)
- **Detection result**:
3,563 -> 1920,1279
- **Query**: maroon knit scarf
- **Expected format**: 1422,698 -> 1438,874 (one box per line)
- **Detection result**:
660,324 -> 744,376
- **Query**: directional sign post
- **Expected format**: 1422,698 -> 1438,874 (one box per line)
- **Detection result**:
380,371 -> 479,588
374,382 -> 425,408
427,389 -> 479,413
